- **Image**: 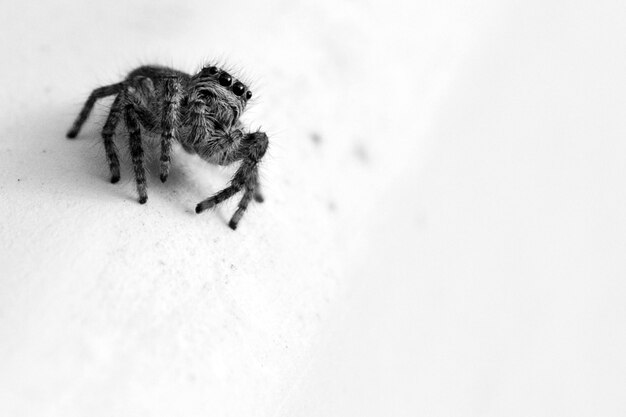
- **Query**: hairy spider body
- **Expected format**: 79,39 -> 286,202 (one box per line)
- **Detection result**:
67,64 -> 268,230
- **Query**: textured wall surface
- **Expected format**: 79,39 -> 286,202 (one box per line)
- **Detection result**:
1,1 -> 625,416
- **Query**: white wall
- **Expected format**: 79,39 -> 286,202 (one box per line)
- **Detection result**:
1,1 -> 625,416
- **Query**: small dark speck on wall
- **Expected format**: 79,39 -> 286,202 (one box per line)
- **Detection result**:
310,132 -> 322,145
353,143 -> 370,163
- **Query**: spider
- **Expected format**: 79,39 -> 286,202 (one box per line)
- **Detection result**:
66,64 -> 269,230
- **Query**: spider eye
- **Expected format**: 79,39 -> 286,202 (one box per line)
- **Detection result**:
245,90 -> 252,100
218,73 -> 232,87
206,66 -> 218,75
232,82 -> 245,96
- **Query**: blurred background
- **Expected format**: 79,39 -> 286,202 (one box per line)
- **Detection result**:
1,0 -> 625,416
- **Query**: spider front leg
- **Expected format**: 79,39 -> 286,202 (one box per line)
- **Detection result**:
159,77 -> 183,182
186,96 -> 211,147
196,131 -> 268,230
67,82 -> 125,138
228,169 -> 260,230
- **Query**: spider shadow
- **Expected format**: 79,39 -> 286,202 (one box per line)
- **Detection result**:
135,138 -> 239,224
150,146 -> 239,223
39,101 -> 241,223
3,102 -> 135,205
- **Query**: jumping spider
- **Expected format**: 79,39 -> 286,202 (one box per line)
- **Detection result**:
67,64 -> 268,230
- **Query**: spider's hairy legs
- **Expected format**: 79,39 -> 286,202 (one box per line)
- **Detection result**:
196,131 -> 268,230
186,96 -> 211,147
103,87 -> 157,184
159,77 -> 183,183
67,82 -> 125,138
228,171 -> 260,230
101,93 -> 124,183
124,103 -> 148,204
195,161 -> 260,230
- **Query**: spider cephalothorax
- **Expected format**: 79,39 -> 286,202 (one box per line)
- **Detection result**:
66,64 -> 268,230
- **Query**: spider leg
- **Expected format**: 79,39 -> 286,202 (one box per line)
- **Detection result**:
250,140 -> 264,203
123,102 -> 148,204
195,183 -> 242,213
228,188 -> 254,230
99,88 -> 155,184
67,82 -> 125,138
159,77 -> 183,182
186,96 -> 211,147
101,93 -> 124,183
196,131 -> 268,230
133,101 -> 158,130
202,127 -> 243,165
245,166 -> 264,202
228,167 -> 262,230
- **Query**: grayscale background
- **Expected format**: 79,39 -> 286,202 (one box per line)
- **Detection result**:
1,0 -> 625,416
